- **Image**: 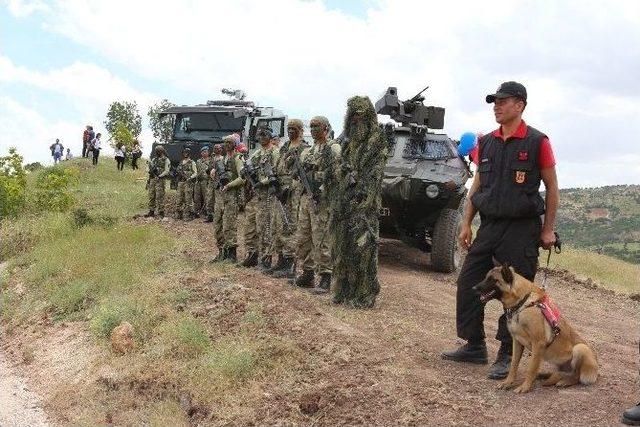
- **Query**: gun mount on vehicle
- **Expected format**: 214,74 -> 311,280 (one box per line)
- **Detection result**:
376,86 -> 471,273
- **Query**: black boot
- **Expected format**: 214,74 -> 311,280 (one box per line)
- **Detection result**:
487,342 -> 512,380
312,273 -> 331,294
240,251 -> 258,267
265,254 -> 285,275
210,248 -> 227,263
143,210 -> 155,218
441,340 -> 488,365
258,255 -> 272,272
622,403 -> 640,426
271,257 -> 294,278
294,269 -> 315,288
158,211 -> 165,218
204,214 -> 213,223
225,246 -> 237,263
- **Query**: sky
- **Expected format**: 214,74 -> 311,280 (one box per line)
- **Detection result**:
1,0 -> 639,188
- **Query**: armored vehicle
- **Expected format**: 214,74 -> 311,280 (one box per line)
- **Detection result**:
151,89 -> 287,184
376,87 -> 472,273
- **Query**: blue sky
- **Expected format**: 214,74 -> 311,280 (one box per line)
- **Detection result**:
1,0 -> 639,188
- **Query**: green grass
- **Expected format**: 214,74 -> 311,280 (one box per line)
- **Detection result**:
541,245 -> 639,294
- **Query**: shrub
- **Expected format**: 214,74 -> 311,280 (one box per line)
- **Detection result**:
0,148 -> 27,218
30,166 -> 79,213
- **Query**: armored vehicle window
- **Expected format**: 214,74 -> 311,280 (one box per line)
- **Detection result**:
402,136 -> 455,160
174,113 -> 245,141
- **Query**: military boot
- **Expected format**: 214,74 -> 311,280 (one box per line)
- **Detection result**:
204,214 -> 213,223
265,253 -> 285,275
210,248 -> 227,263
487,341 -> 512,380
240,251 -> 259,268
143,210 -> 155,218
258,255 -> 272,272
225,246 -> 237,263
294,269 -> 315,288
271,257 -> 295,279
311,273 -> 331,294
622,403 -> 640,426
441,340 -> 488,365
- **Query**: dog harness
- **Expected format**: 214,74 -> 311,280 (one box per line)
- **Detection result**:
506,293 -> 562,337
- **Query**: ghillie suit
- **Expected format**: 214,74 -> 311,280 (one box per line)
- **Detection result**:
331,96 -> 387,308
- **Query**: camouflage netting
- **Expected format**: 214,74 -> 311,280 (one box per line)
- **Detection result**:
331,96 -> 387,308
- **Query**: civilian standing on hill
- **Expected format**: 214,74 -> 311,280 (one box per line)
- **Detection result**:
50,139 -> 64,164
82,125 -> 91,158
131,141 -> 142,170
115,143 -> 126,171
91,133 -> 102,166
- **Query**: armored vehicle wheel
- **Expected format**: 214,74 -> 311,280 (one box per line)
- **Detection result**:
431,208 -> 461,273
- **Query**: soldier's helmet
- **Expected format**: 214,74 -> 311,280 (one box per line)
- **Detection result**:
257,126 -> 273,139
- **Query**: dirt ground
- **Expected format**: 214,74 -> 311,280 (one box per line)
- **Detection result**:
2,216 -> 638,426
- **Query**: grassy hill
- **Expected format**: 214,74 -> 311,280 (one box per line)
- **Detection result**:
555,185 -> 640,264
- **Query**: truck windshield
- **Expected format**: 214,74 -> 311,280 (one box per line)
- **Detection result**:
402,136 -> 455,160
173,113 -> 244,141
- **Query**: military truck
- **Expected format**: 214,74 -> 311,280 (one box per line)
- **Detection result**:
375,87 -> 472,273
151,89 -> 287,185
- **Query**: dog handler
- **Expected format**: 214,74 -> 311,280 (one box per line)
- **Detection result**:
441,81 -> 559,379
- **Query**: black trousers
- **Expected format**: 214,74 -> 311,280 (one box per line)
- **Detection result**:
92,149 -> 100,165
116,156 -> 125,170
131,155 -> 139,170
82,142 -> 87,158
456,216 -> 541,344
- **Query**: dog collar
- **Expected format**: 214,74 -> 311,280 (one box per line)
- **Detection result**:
505,292 -> 532,320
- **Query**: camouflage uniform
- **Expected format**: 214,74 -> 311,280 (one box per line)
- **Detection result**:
194,156 -> 214,217
176,157 -> 198,219
211,154 -> 226,250
296,129 -> 341,285
147,155 -> 171,215
331,96 -> 387,308
222,150 -> 245,251
242,145 -> 279,267
268,137 -> 310,275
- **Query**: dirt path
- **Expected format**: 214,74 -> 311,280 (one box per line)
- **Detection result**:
0,350 -> 51,427
163,218 -> 640,425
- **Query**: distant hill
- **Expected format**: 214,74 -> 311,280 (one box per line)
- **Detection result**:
555,185 -> 640,264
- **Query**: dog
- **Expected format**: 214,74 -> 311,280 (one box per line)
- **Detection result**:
473,263 -> 598,393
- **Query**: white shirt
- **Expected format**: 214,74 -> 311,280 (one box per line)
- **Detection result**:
115,147 -> 125,157
92,138 -> 101,149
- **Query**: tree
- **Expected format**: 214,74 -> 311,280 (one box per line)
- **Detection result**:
0,148 -> 27,218
104,100 -> 142,139
148,99 -> 176,143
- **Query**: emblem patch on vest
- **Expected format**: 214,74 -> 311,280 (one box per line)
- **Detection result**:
515,171 -> 526,184
518,151 -> 529,161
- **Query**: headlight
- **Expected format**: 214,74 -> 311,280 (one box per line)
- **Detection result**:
425,184 -> 439,199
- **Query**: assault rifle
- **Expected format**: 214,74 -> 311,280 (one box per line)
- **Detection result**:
213,160 -> 230,189
262,161 -> 292,232
292,153 -> 319,211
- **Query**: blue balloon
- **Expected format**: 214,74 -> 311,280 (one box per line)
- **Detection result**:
458,132 -> 477,156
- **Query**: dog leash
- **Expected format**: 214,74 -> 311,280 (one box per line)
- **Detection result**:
540,232 -> 562,290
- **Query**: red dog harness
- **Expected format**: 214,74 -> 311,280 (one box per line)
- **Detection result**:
506,293 -> 562,336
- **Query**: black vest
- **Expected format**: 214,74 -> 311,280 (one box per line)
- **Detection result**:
471,125 -> 546,219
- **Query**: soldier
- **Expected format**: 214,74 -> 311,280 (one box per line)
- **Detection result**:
195,146 -> 214,222
266,119 -> 310,279
239,126 -> 279,269
331,96 -> 387,308
210,144 -> 227,261
294,116 -> 341,294
218,135 -> 245,262
144,145 -> 171,218
176,147 -> 198,221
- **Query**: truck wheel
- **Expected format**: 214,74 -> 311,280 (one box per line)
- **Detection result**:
431,208 -> 461,273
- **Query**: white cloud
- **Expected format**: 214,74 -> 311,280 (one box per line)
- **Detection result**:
3,0 -> 640,186
4,0 -> 49,17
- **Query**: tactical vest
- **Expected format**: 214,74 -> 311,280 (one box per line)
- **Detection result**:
196,158 -> 212,180
303,141 -> 337,188
152,156 -> 168,174
471,126 -> 546,219
177,159 -> 195,181
224,153 -> 240,181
